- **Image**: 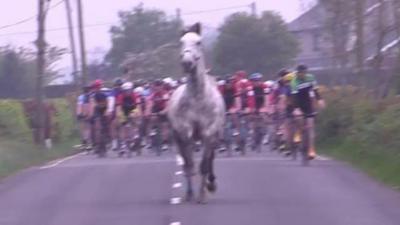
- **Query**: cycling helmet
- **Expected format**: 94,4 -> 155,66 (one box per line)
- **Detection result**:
297,64 -> 308,72
92,79 -> 104,89
134,86 -> 144,94
113,78 -> 124,87
250,73 -> 262,81
278,69 -> 290,77
235,70 -> 248,79
265,80 -> 274,87
218,80 -> 226,86
180,77 -> 187,84
171,80 -> 178,88
163,77 -> 173,84
122,82 -> 133,90
154,79 -> 164,87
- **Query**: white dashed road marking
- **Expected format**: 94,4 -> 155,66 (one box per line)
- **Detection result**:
172,182 -> 182,188
170,197 -> 181,205
176,155 -> 184,166
170,222 -> 181,225
175,171 -> 183,175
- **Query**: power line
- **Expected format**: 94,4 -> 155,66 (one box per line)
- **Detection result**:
0,0 -> 64,31
182,4 -> 249,16
0,3 -> 249,37
0,22 -> 115,37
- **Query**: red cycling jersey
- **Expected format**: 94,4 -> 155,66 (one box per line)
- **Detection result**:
150,90 -> 170,113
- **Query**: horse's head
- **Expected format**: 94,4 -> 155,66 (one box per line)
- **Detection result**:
180,23 -> 203,74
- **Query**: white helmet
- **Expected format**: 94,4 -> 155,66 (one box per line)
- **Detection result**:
180,77 -> 187,84
134,86 -> 144,94
163,77 -> 173,84
218,80 -> 226,86
122,82 -> 133,90
265,80 -> 275,87
171,80 -> 178,88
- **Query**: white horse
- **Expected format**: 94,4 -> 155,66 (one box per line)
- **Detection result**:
167,23 -> 225,204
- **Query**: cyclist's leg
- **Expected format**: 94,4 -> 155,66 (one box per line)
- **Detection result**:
109,112 -> 118,150
299,101 -> 316,159
285,107 -> 295,155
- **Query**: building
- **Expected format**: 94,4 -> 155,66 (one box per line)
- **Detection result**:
289,0 -> 399,71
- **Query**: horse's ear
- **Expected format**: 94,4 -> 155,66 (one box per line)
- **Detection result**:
190,23 -> 202,35
181,28 -> 188,37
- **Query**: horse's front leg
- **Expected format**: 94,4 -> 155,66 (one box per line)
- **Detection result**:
174,131 -> 195,202
198,137 -> 217,204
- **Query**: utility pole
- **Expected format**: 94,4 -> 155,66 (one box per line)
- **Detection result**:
250,2 -> 257,17
35,0 -> 47,145
64,0 -> 79,87
77,0 -> 88,86
176,8 -> 182,21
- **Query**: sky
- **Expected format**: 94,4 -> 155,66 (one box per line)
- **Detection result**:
0,0 -> 315,82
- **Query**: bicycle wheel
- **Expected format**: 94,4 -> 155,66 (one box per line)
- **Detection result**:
301,122 -> 310,166
97,115 -> 108,158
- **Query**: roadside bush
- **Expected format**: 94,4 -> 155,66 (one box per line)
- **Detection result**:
0,100 -> 31,141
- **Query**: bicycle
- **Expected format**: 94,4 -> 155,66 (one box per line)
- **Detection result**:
233,111 -> 250,155
250,111 -> 268,153
92,113 -> 109,158
221,111 -> 237,157
288,111 -> 317,166
148,113 -> 165,156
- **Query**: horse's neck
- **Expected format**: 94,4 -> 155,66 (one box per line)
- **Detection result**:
187,57 -> 206,96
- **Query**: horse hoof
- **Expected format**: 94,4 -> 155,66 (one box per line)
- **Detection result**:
197,197 -> 207,204
185,192 -> 194,202
207,182 -> 217,193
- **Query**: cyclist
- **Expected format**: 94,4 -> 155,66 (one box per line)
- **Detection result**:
89,79 -> 114,155
248,73 -> 268,113
247,73 -> 269,151
234,71 -> 251,112
76,85 -> 92,150
146,80 -> 170,152
116,82 -> 140,153
275,69 -> 293,152
288,64 -> 325,160
110,78 -> 124,150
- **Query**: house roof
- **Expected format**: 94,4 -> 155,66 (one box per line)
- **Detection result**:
288,4 -> 325,32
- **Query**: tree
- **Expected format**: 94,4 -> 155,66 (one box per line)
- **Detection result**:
320,0 -> 352,69
214,11 -> 299,76
0,46 -> 36,98
0,45 -> 66,98
105,4 -> 182,77
354,0 -> 366,75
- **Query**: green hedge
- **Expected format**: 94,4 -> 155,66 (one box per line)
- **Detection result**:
50,99 -> 78,142
317,89 -> 400,189
0,100 -> 31,141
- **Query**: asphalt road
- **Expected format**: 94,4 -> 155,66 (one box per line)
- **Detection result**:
0,149 -> 400,225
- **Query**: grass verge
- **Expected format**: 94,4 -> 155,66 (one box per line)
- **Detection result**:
0,138 -> 79,179
319,139 -> 400,191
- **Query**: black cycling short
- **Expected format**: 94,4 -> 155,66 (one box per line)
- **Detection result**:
286,101 -> 315,118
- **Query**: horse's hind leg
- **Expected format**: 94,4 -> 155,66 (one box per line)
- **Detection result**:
174,131 -> 195,201
207,147 -> 217,193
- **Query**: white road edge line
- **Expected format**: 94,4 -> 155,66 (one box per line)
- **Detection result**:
317,155 -> 331,161
172,182 -> 182,188
40,152 -> 85,169
170,197 -> 181,205
176,155 -> 184,166
170,222 -> 181,225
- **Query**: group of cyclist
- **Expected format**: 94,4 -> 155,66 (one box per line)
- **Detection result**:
76,63 -> 325,161
75,77 -> 180,156
217,64 -> 325,160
